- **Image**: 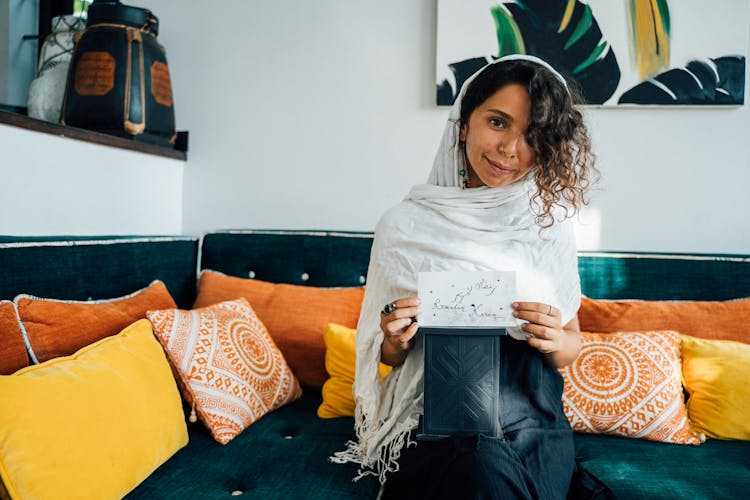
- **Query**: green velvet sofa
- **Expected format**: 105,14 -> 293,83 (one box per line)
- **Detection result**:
1,230 -> 749,499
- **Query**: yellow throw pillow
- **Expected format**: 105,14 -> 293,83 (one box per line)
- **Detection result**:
0,319 -> 188,500
318,324 -> 391,418
681,335 -> 750,441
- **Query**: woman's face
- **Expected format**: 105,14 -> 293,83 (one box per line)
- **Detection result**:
459,83 -> 535,188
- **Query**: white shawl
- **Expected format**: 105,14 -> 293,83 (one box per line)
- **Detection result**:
332,56 -> 581,484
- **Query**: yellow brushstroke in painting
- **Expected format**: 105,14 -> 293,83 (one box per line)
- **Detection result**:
627,0 -> 671,80
559,0 -> 576,33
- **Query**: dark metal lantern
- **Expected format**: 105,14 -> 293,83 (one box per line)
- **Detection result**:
61,0 -> 175,146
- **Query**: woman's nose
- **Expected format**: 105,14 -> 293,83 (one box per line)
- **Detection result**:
500,135 -> 520,158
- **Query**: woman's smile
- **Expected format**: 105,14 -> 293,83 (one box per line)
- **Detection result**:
483,155 -> 517,175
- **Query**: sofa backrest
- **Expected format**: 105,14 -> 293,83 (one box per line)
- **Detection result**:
578,251 -> 750,300
200,230 -> 372,287
201,230 -> 750,301
2,231 -> 749,307
0,236 -> 199,308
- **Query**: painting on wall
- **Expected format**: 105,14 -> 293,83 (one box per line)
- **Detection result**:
436,0 -> 748,107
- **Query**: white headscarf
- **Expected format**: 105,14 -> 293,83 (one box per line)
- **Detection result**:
332,55 -> 580,484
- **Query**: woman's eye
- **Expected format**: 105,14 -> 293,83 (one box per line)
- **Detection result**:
489,118 -> 506,128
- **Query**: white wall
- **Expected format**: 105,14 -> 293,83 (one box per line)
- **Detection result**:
156,0 -> 444,234
0,124 -> 184,235
152,0 -> 750,254
2,1 -> 748,252
0,0 -> 7,101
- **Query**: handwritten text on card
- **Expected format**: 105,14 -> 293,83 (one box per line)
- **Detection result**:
418,271 -> 517,328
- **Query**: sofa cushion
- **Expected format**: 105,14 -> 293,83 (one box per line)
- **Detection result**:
681,335 -> 750,441
559,330 -> 699,445
578,296 -> 750,343
574,433 -> 750,499
0,301 -> 27,374
0,319 -> 188,499
126,394 -> 380,499
147,298 -> 303,445
319,323 -> 391,418
16,280 -> 176,363
193,270 -> 365,389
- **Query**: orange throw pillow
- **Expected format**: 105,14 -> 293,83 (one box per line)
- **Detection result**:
15,281 -> 176,363
559,330 -> 700,445
0,301 -> 28,375
193,270 -> 365,389
147,298 -> 303,444
578,296 -> 750,343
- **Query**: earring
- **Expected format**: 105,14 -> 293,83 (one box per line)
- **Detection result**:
459,167 -> 470,188
458,142 -> 471,188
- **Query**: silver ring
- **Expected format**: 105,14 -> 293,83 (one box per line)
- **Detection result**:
547,304 -> 552,315
382,302 -> 397,315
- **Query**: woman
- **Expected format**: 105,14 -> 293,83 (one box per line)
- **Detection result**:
333,55 -> 600,499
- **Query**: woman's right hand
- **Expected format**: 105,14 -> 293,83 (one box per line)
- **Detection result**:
379,297 -> 421,366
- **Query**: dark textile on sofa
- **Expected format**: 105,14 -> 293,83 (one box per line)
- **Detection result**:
127,395 -> 379,499
0,237 -> 198,308
383,338 -> 579,500
574,433 -> 750,499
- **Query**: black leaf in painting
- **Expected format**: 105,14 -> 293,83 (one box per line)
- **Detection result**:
437,57 -> 493,107
436,0 -> 620,106
503,0 -> 620,105
618,56 -> 745,105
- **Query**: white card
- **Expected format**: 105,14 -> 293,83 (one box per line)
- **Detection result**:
418,271 -> 517,328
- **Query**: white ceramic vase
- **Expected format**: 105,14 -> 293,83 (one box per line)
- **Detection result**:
27,15 -> 86,123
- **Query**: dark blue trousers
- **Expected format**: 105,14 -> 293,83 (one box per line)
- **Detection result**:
382,337 -> 613,500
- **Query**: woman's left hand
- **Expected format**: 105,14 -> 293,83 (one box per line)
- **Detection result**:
512,301 -> 564,354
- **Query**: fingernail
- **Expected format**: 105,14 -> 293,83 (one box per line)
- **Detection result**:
512,302 -> 518,308
512,311 -> 519,317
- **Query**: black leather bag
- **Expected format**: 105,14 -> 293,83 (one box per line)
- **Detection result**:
61,0 -> 175,146
418,327 -> 506,439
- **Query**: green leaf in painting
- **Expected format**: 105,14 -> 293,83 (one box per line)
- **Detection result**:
655,0 -> 671,36
491,5 -> 525,57
563,3 -> 592,50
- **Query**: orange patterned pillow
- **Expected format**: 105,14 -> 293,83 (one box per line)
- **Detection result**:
559,330 -> 700,445
147,298 -> 302,444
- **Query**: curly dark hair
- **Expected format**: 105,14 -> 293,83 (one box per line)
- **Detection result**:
459,59 -> 598,227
